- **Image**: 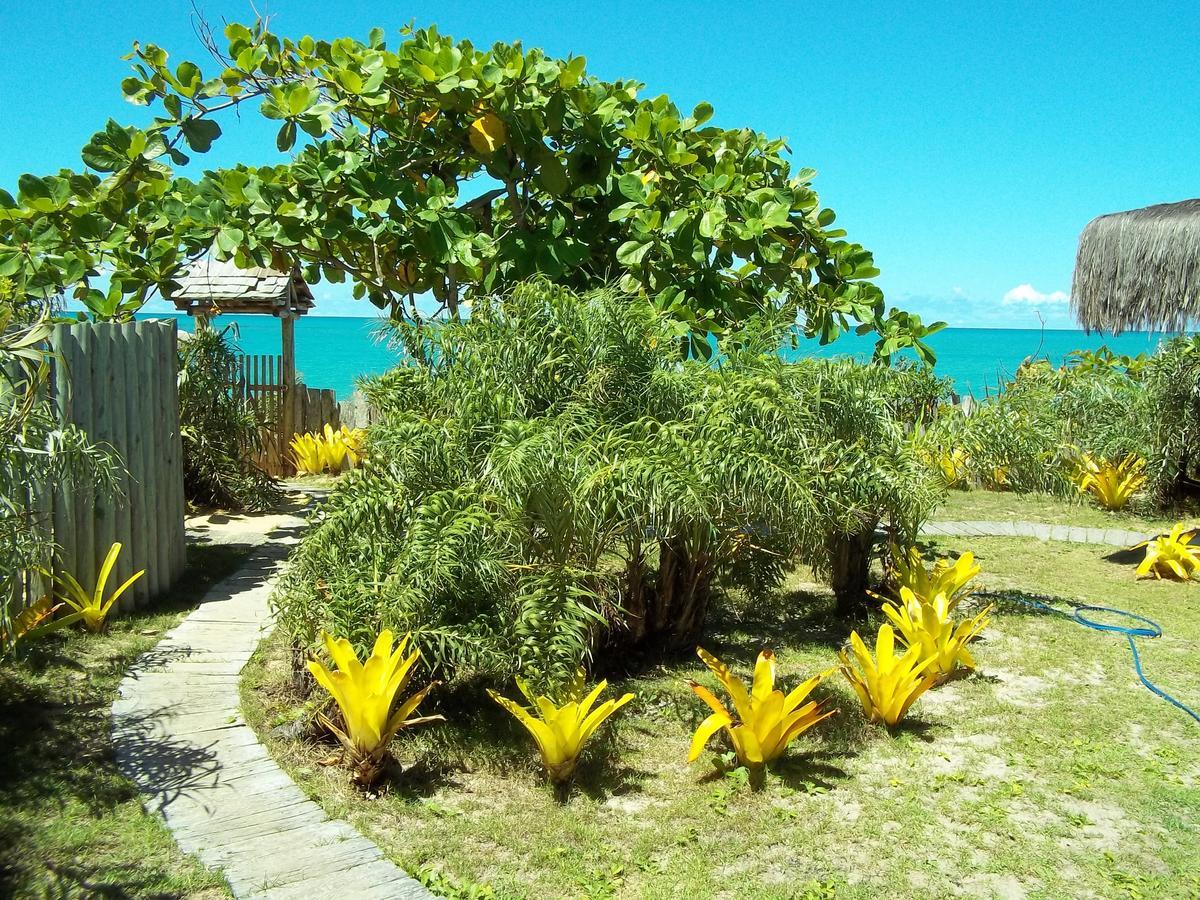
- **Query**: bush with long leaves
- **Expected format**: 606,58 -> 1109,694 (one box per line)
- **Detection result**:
177,327 -> 280,510
1,298 -> 120,649
274,282 -> 945,690
929,341 -> 1200,506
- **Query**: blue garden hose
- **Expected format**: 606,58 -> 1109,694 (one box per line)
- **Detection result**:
982,592 -> 1200,726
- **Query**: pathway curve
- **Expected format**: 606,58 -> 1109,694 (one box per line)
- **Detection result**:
921,519 -> 1152,547
111,510 -> 433,899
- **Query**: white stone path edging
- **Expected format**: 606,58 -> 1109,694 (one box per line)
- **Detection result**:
921,519 -> 1153,548
111,514 -> 433,900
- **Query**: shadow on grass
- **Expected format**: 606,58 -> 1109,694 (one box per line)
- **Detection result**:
1102,546 -> 1146,566
0,541 -> 248,897
977,588 -> 1077,618
708,586 -> 858,654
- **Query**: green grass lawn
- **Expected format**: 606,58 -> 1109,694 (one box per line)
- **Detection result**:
935,487 -> 1196,533
243,530 -> 1200,899
0,544 -> 247,899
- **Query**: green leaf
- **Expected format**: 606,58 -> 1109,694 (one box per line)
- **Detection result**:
180,117 -> 221,153
616,240 -> 652,266
214,226 -> 244,256
17,174 -> 51,204
617,173 -> 647,203
559,55 -> 587,87
224,22 -> 253,42
276,120 -> 297,152
121,76 -> 148,104
699,207 -> 725,239
175,61 -> 202,97
536,156 -> 569,196
692,101 -> 714,125
0,250 -> 22,277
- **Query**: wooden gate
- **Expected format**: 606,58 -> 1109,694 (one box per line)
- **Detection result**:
230,352 -> 341,477
229,352 -> 286,476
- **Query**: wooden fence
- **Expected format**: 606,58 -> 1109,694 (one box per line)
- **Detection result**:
337,390 -> 386,430
230,352 -> 343,476
48,321 -> 187,611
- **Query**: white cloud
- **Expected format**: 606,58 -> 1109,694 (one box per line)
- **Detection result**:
1002,283 -> 1070,306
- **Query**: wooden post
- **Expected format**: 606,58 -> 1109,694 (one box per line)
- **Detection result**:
51,324 -> 77,589
91,324 -> 118,594
129,322 -> 152,607
163,323 -> 186,583
281,313 -> 297,475
109,324 -> 134,614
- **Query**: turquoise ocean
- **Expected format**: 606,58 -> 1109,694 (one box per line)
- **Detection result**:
152,313 -> 1183,401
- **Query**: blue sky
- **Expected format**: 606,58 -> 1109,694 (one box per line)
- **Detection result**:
3,0 -> 1197,327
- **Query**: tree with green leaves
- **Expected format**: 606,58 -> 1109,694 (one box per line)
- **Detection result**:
1,18 -> 942,361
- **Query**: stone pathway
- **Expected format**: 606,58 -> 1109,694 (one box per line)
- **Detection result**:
111,511 -> 433,899
921,519 -> 1152,548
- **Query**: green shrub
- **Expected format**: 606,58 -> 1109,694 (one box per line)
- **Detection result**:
177,327 -> 279,511
274,282 -> 945,690
929,340 -> 1200,506
1,302 -> 119,648
1142,336 -> 1200,501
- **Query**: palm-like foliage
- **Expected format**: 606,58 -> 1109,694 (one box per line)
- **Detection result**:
177,327 -> 279,510
275,282 -> 945,689
1,301 -> 120,648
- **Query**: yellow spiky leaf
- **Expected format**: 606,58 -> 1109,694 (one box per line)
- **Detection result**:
688,648 -> 835,768
307,629 -> 443,785
489,668 -> 633,783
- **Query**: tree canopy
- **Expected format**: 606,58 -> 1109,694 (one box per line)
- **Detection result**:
0,18 -> 942,359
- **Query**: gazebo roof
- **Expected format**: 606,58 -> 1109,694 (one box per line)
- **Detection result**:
169,257 -> 315,317
1071,199 -> 1200,334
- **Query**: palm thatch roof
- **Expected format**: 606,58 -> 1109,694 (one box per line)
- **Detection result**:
1071,199 -> 1200,333
169,257 -> 314,317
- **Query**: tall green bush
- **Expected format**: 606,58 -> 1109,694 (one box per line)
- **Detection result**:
273,282 -> 945,690
1143,336 -> 1200,501
930,341 -> 1199,505
0,299 -> 119,647
177,327 -> 279,511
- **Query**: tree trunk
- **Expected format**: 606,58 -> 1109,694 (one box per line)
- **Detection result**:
827,522 -> 878,619
648,536 -> 712,650
609,535 -> 713,654
622,539 -> 650,644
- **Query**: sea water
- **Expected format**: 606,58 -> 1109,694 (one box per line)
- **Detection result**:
151,313 -> 1181,401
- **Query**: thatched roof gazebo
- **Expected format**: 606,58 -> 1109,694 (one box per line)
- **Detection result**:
1072,199 -> 1200,333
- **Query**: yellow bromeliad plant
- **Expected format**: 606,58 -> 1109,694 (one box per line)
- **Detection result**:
1134,524 -> 1200,581
891,546 -> 980,610
1074,452 -> 1146,510
290,424 -> 367,475
339,424 -> 366,466
928,447 -> 970,488
290,431 -> 324,474
55,542 -> 145,633
489,669 -> 633,783
882,588 -> 992,678
1,595 -> 67,653
838,625 -> 938,728
307,630 -> 443,785
688,648 -> 835,770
